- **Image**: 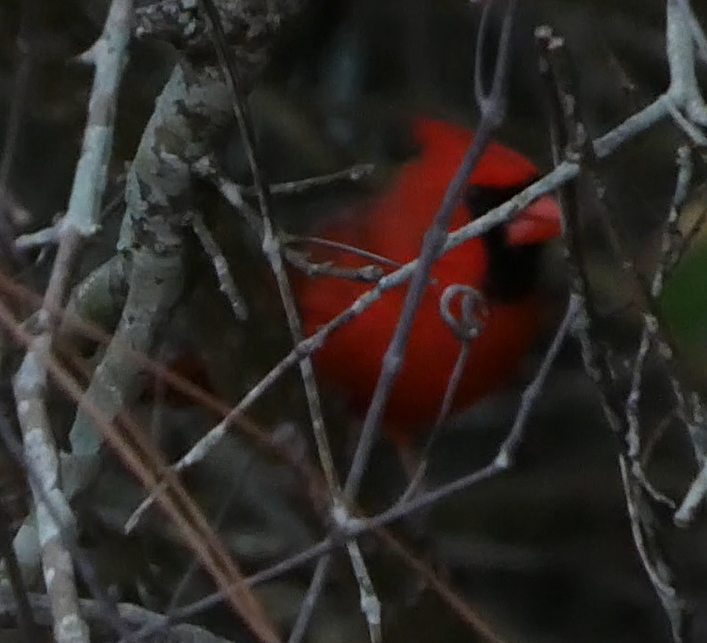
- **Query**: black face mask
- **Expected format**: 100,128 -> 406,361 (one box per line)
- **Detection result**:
465,179 -> 544,303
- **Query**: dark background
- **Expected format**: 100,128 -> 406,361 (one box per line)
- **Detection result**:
2,1 -> 707,642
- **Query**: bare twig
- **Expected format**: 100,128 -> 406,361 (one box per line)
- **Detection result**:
241,163 -> 377,196
342,0 -> 516,504
190,210 -> 248,321
0,514 -> 38,643
285,235 -> 400,271
14,179 -> 127,253
9,2 -> 132,640
13,345 -> 90,643
24,4 -> 705,642
536,23 -> 689,642
284,247 -> 386,283
0,414 -> 131,640
149,164 -> 592,499
0,585 -> 238,643
288,1 -> 518,638
403,285 -> 486,497
193,156 -> 390,282
62,0 -> 315,520
682,0 -> 707,64
123,298 -> 577,643
0,300 -> 281,643
197,1 -> 380,640
14,223 -> 61,251
626,146 -> 693,463
197,0 -> 338,492
594,0 -> 707,160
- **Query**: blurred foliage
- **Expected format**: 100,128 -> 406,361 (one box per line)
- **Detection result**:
658,188 -> 707,388
1,1 -> 707,643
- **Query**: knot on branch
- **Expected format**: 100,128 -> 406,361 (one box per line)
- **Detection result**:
135,0 -> 305,64
329,501 -> 362,541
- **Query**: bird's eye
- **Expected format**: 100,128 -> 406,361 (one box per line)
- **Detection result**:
465,180 -> 535,220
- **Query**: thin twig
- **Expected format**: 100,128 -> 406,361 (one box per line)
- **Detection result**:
536,22 -> 690,642
0,585 -> 237,643
626,146 -> 693,463
150,164 -> 590,494
14,179 -> 127,252
0,514 -> 38,643
90,5 -> 707,642
402,285 -> 486,498
290,1 -> 518,638
343,0 -> 517,505
0,300 -> 281,643
285,233 -> 402,273
193,156 -> 390,282
0,414 -> 130,640
197,2 -> 380,640
190,210 -> 248,321
9,3 -> 132,641
240,163 -> 377,196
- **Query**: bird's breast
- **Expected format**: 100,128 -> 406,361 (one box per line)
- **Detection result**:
296,216 -> 541,442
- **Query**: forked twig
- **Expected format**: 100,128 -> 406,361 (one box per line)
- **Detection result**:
0,299 -> 281,643
197,0 -> 380,640
9,2 -> 132,641
288,0 -> 518,640
536,23 -> 691,642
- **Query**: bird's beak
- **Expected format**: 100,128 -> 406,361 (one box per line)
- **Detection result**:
505,194 -> 563,246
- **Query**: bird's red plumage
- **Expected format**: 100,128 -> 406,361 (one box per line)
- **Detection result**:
295,118 -> 560,445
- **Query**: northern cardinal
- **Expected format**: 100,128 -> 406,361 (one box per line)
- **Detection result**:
294,118 -> 562,447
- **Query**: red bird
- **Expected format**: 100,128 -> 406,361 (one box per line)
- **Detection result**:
295,118 -> 562,446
